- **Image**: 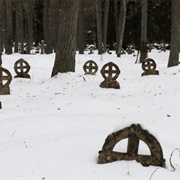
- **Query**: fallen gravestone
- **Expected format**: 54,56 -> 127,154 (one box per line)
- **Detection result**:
83,60 -> 98,75
100,62 -> 120,89
0,67 -> 12,95
98,124 -> 165,167
141,58 -> 159,76
14,59 -> 31,78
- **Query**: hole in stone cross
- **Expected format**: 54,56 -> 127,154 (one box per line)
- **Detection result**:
113,139 -> 128,153
138,140 -> 151,155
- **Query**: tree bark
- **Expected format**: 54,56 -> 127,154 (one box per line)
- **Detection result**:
117,0 -> 127,57
26,0 -> 35,54
5,0 -> 13,54
96,0 -> 104,54
78,0 -> 85,54
140,0 -> 148,63
167,0 -> 180,67
103,0 -> 110,52
51,0 -> 80,76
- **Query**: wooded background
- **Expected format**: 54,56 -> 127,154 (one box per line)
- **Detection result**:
0,0 -> 172,54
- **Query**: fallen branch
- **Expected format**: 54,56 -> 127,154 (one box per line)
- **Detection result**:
149,168 -> 159,180
169,148 -> 180,171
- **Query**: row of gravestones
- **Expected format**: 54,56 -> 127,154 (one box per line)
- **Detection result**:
0,57 -> 159,95
83,58 -> 159,89
0,59 -> 30,95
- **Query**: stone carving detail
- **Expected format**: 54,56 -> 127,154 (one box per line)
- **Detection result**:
83,60 -> 98,75
141,58 -> 159,76
100,62 -> 120,89
14,59 -> 31,78
0,67 -> 12,95
98,124 -> 165,167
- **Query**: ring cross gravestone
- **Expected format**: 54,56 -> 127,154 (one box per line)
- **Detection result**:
98,124 -> 165,167
0,67 -> 12,95
14,59 -> 31,78
100,62 -> 120,89
83,60 -> 98,75
142,58 -> 159,76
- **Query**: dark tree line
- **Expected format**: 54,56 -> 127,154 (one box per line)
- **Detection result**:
0,0 -> 179,75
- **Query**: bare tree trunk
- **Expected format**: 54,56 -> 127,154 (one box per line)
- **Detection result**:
103,0 -> 110,52
167,0 -> 180,67
0,0 -> 3,65
19,0 -> 24,54
117,0 -> 127,57
78,0 -> 85,54
96,0 -> 104,54
51,0 -> 80,76
140,0 -> 148,63
26,0 -> 35,54
114,0 -> 118,52
5,0 -> 13,54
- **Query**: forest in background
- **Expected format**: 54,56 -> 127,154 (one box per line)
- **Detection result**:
0,0 -> 171,55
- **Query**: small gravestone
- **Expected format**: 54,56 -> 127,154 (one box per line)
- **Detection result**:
83,60 -> 98,75
40,40 -> 47,54
141,58 -> 159,76
0,67 -> 12,95
88,48 -> 94,55
126,46 -> 133,54
100,62 -> 120,89
14,59 -> 31,78
98,124 -> 165,167
121,48 -> 126,54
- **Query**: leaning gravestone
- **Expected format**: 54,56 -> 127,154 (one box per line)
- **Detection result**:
100,62 -> 120,89
14,59 -> 31,78
141,58 -> 159,76
83,60 -> 98,75
98,124 -> 165,167
0,67 -> 12,95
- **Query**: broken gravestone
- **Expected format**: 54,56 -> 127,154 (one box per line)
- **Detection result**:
100,62 -> 120,89
98,124 -> 165,167
0,67 -> 12,95
141,58 -> 159,76
83,60 -> 98,75
14,59 -> 31,78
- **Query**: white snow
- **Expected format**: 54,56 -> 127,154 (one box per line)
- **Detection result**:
0,50 -> 180,179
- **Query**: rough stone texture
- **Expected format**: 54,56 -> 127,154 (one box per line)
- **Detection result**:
141,58 -> 159,76
98,124 -> 165,167
14,59 -> 31,78
100,62 -> 120,89
83,60 -> 98,75
0,67 -> 12,95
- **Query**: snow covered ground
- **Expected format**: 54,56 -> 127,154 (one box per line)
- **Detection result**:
0,50 -> 180,179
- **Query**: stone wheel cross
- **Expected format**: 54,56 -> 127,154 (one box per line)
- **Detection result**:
14,59 -> 30,78
0,67 -> 12,95
141,58 -> 159,76
100,62 -> 120,89
101,62 -> 120,81
83,60 -> 98,75
98,124 -> 165,167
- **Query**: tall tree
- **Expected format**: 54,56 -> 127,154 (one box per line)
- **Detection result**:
117,0 -> 127,57
51,0 -> 80,76
102,0 -> 110,52
5,0 -> 13,54
77,0 -> 85,54
96,0 -> 104,54
0,0 -> 3,65
25,0 -> 35,54
140,0 -> 148,63
167,0 -> 180,67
